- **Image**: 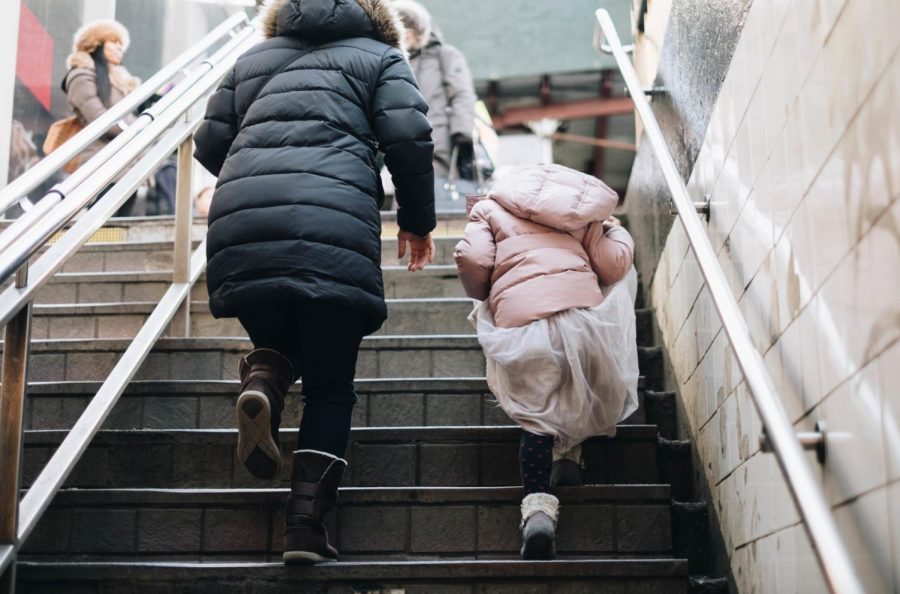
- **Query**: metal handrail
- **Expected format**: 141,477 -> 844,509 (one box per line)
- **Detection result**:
0,11 -> 249,216
0,27 -> 253,294
0,15 -> 257,586
592,9 -> 862,594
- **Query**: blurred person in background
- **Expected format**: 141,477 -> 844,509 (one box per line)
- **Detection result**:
62,20 -> 140,216
394,1 -> 477,181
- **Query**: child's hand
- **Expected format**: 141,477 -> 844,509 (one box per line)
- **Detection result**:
602,215 -> 621,230
397,231 -> 435,272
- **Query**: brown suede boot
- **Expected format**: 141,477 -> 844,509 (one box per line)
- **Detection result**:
236,348 -> 294,480
283,449 -> 347,563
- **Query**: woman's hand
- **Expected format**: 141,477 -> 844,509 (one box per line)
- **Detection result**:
397,231 -> 435,272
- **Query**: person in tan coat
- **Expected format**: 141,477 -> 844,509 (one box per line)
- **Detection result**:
455,163 -> 639,560
62,20 -> 140,214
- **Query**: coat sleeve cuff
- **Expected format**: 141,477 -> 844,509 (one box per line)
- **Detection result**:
395,170 -> 436,237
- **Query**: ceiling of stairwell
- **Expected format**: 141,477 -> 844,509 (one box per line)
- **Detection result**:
414,0 -> 638,195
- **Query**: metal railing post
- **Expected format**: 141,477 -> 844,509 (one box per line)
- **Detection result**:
172,131 -> 195,337
0,266 -> 33,594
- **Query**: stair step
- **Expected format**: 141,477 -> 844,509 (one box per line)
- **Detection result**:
22,337 -> 663,386
23,425 -> 661,489
23,486 -> 673,559
42,237 -> 462,274
31,298 -> 478,338
30,300 -> 656,346
24,377 -> 652,431
17,211 -> 467,240
36,265 -> 467,303
16,558 -> 690,593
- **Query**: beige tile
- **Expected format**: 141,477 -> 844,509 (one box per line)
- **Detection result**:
821,360 -> 887,507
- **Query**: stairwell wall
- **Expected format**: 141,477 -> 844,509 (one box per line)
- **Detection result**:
636,0 -> 900,591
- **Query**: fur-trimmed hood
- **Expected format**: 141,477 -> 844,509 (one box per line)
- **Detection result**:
393,0 -> 436,50
259,0 -> 405,53
70,20 -> 130,55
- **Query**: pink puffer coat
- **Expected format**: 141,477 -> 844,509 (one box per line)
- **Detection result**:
454,164 -> 635,329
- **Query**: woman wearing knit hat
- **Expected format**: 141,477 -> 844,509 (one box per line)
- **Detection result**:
62,20 -> 141,214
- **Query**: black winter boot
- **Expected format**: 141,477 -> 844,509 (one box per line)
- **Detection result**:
520,492 -> 559,560
236,348 -> 294,479
283,449 -> 347,563
550,444 -> 584,487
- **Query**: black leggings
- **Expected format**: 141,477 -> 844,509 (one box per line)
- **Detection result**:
238,301 -> 366,459
520,430 -> 554,495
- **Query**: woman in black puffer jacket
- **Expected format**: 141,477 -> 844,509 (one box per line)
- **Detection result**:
193,0 -> 435,564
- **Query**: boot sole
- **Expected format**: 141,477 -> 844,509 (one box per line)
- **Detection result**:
283,550 -> 334,564
236,390 -> 282,480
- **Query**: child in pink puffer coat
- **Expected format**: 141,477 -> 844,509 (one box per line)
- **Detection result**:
455,163 -> 639,560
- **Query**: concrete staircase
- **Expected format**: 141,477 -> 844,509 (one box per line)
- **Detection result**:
15,215 -> 722,593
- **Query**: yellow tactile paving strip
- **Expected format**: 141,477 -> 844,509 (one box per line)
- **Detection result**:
48,226 -> 126,245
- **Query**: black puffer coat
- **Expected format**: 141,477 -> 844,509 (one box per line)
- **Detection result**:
194,0 -> 435,335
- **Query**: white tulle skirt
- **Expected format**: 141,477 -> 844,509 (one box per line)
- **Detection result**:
470,268 -> 640,453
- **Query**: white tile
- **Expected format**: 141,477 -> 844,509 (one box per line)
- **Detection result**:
886,56 -> 900,200
735,379 -> 763,463
718,464 -> 747,550
698,408 -> 723,485
796,298 -> 823,413
776,314 -> 806,423
818,199 -> 900,376
889,481 -> 900,593
839,55 -> 900,244
833,487 -> 895,593
789,523 -> 830,594
740,249 -> 777,351
768,132 -> 796,244
730,197 -> 769,291
771,229 -> 803,338
743,450 -> 799,542
879,340 -> 900,482
704,332 -> 731,422
718,391 -> 741,481
717,243 -> 745,302
822,373 -> 887,505
815,293 -> 852,399
796,55 -> 840,195
711,149 -> 744,254
723,340 -> 743,410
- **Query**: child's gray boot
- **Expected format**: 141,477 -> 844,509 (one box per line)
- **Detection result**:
520,492 -> 559,560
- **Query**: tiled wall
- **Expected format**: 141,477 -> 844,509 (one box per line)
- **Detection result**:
648,0 -> 900,591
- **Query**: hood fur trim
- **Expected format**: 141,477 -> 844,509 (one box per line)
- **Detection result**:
259,0 -> 405,53
66,50 -> 95,71
393,0 -> 432,49
71,20 -> 130,54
